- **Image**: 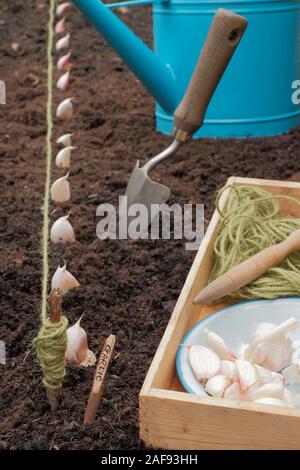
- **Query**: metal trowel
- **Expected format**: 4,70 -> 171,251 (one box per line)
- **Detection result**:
121,9 -> 248,225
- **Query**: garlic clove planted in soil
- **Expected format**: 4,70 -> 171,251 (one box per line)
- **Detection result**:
65,317 -> 96,367
56,33 -> 70,51
253,397 -> 294,408
57,51 -> 72,71
50,214 -> 75,244
56,2 -> 70,16
55,18 -> 65,34
51,173 -> 71,202
235,360 -> 258,392
205,375 -> 231,398
57,133 -> 74,147
55,146 -> 76,169
57,70 -> 70,92
204,329 -> 236,360
51,261 -> 80,296
56,97 -> 74,121
188,345 -> 220,382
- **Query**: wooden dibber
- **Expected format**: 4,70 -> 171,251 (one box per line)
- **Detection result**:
84,334 -> 116,425
193,229 -> 300,305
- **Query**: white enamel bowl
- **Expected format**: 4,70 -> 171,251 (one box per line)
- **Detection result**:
176,298 -> 300,396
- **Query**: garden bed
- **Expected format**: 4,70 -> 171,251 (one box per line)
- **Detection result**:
0,0 -> 300,450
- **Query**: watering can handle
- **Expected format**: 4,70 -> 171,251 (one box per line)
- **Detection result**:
173,9 -> 248,141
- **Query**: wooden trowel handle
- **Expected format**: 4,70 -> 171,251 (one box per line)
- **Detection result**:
194,229 -> 300,305
174,9 -> 248,140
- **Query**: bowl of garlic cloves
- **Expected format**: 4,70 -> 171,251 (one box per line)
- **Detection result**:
176,298 -> 300,408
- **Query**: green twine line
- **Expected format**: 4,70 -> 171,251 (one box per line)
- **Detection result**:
34,0 -> 68,391
41,0 -> 55,322
34,317 -> 68,390
210,185 -> 300,303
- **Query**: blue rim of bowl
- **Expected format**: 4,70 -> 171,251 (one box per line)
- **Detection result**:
176,296 -> 300,395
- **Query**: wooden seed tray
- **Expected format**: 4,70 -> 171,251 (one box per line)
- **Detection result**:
140,176 -> 300,450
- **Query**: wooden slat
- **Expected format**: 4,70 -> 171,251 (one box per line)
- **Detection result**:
140,389 -> 300,450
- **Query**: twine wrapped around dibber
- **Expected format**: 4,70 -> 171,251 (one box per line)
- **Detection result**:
34,317 -> 68,390
34,288 -> 68,410
208,185 -> 300,303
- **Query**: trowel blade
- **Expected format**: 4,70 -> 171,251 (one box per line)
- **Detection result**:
121,161 -> 171,226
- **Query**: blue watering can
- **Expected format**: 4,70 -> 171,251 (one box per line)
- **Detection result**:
72,0 -> 300,138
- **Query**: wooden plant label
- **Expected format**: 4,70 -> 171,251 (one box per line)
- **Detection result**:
84,334 -> 116,425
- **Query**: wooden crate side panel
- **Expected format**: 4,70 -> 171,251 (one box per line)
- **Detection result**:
233,177 -> 300,217
140,390 -> 300,450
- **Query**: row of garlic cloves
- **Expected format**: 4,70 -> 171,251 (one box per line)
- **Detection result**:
51,3 -> 75,239
50,3 -> 95,368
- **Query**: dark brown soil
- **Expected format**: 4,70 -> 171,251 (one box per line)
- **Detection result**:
0,0 -> 300,450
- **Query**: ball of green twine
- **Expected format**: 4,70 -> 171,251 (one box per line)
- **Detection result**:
34,316 -> 68,390
210,185 -> 300,303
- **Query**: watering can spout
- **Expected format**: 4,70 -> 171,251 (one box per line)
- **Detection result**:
72,0 -> 178,113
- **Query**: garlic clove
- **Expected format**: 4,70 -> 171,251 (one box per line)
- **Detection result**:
56,2 -> 70,16
282,364 -> 300,398
65,317 -> 96,367
188,345 -> 221,382
55,17 -> 65,34
253,397 -> 294,408
244,318 -> 297,372
282,364 -> 300,384
57,70 -> 70,92
292,346 -> 300,366
204,328 -> 236,361
55,146 -> 76,169
254,364 -> 278,385
258,339 -> 292,372
244,382 -> 284,402
238,342 -> 249,359
51,261 -> 80,296
265,317 -> 299,343
223,382 -> 240,400
80,349 -> 97,368
266,339 -> 293,372
56,132 -> 74,147
283,387 -> 295,406
251,322 -> 276,340
219,360 -> 238,381
51,173 -> 71,202
205,375 -> 231,398
56,97 -> 74,121
57,51 -> 72,71
235,360 -> 258,392
56,33 -> 70,51
50,214 -> 75,244
272,371 -> 285,384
